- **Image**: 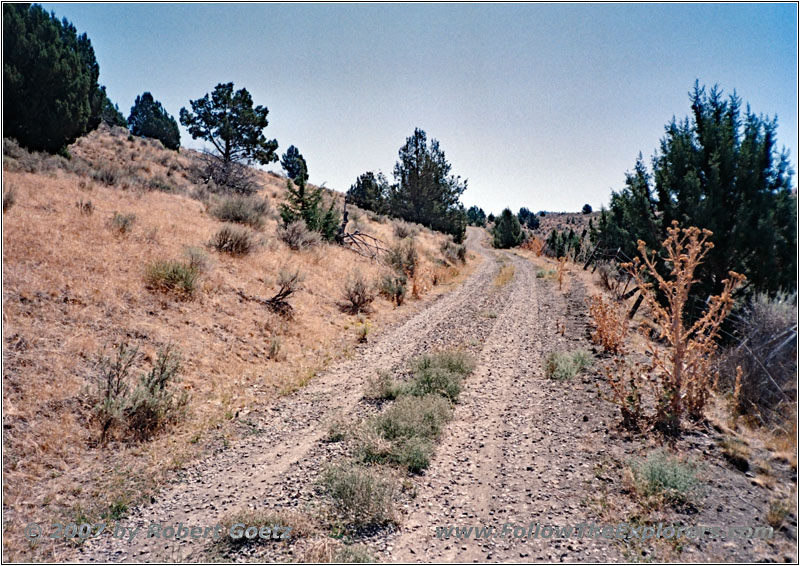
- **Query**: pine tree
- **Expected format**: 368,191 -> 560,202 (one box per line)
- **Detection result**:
492,208 -> 524,249
128,92 -> 180,150
281,145 -> 308,181
280,162 -> 340,242
601,82 -> 796,298
347,171 -> 388,213
389,128 -> 468,241
466,205 -> 487,227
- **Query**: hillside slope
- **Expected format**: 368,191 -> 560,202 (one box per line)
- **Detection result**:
1,126 -> 472,560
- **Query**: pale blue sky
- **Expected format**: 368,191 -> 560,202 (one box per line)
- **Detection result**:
45,2 -> 798,214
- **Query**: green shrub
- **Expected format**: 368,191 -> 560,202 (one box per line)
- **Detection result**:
375,395 -> 451,441
91,342 -> 187,443
378,273 -> 407,306
365,372 -> 405,401
210,224 -> 255,256
628,450 -> 699,506
125,345 -> 188,441
544,349 -> 591,380
145,259 -> 199,297
319,463 -> 396,527
210,195 -> 270,229
386,239 -> 418,278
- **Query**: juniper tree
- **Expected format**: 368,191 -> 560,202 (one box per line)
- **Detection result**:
281,145 -> 308,181
347,171 -> 389,213
4,3 -> 104,153
492,208 -> 524,249
128,92 -> 180,150
599,82 -> 796,299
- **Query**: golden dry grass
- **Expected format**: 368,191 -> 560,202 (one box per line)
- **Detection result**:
1,126 -> 471,560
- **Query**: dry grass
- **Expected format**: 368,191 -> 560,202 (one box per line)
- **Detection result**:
494,262 -> 515,286
1,127 -> 465,560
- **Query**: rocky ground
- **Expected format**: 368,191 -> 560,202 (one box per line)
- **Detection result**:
71,228 -> 797,563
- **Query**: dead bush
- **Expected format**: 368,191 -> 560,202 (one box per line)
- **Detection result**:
265,269 -> 303,318
718,292 -> 796,427
587,294 -> 628,354
340,270 -> 375,315
622,222 -> 744,434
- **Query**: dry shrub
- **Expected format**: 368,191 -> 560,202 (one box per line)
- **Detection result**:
210,195 -> 270,229
717,292 -> 796,427
520,235 -> 545,256
340,270 -> 375,315
393,220 -> 416,239
278,220 -> 321,250
620,222 -> 744,434
3,185 -> 17,213
587,294 -> 629,354
386,239 -> 418,278
440,241 -> 466,265
75,198 -> 93,215
108,212 -> 136,235
210,224 -> 255,256
557,256 -> 567,289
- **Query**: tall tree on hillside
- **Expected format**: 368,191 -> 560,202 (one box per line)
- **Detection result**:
180,82 -> 277,192
493,208 -> 524,249
389,128 -> 468,242
281,145 -> 308,181
347,171 -> 389,213
599,82 -> 796,298
4,3 -> 105,153
128,92 -> 180,150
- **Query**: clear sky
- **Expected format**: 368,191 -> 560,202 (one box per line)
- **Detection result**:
44,2 -> 798,214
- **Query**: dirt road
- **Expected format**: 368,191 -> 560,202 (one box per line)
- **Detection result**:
55,225 -> 800,563
74,228 -> 639,562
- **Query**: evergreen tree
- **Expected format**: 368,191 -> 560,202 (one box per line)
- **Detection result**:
347,171 -> 388,213
487,213 -> 495,223
492,208 -> 524,249
280,162 -> 340,242
582,204 -> 593,214
4,3 -> 104,153
281,145 -> 308,181
100,91 -> 127,128
389,128 -> 468,241
180,82 -> 278,166
466,205 -> 487,227
128,92 -> 180,150
600,82 -> 796,298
